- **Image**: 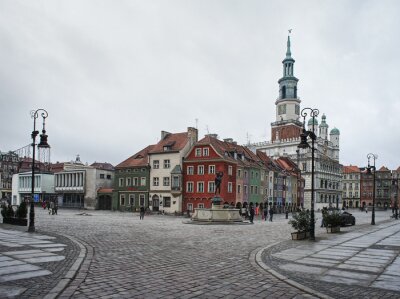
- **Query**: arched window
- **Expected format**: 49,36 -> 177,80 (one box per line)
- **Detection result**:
294,86 -> 297,98
282,86 -> 286,99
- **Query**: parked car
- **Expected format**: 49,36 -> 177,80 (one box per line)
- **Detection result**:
340,211 -> 355,226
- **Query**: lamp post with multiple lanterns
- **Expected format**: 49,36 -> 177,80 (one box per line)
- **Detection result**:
28,109 -> 50,233
298,107 -> 319,241
366,153 -> 377,226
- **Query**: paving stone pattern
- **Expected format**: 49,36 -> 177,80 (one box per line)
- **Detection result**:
264,221 -> 400,299
0,208 -> 398,298
0,223 -> 80,298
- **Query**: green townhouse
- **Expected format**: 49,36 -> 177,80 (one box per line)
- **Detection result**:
113,145 -> 155,211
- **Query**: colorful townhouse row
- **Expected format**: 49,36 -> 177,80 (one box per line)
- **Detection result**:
342,165 -> 400,209
113,128 -> 304,214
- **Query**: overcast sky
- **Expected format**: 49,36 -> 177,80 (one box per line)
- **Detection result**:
1,0 -> 400,169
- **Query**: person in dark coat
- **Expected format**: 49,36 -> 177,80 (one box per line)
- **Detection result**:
249,205 -> 255,224
139,206 -> 145,220
263,203 -> 268,221
269,206 -> 274,222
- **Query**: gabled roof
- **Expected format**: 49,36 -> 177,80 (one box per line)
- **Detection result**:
378,166 -> 390,172
343,165 -> 360,174
171,165 -> 182,174
150,132 -> 189,154
116,145 -> 155,169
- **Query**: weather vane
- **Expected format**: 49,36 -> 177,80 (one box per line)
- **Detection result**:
288,29 -> 292,35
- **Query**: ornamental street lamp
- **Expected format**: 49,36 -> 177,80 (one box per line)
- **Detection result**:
367,153 -> 377,226
28,109 -> 49,233
298,107 -> 319,241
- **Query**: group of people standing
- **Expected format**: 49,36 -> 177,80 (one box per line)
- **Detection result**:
42,200 -> 58,215
246,203 -> 274,224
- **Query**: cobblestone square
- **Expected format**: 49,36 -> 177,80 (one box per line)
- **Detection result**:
0,208 -> 399,298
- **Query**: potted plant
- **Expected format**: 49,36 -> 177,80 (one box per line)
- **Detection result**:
288,210 -> 310,240
324,210 -> 342,233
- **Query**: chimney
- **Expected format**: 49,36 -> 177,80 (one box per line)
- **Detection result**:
187,127 -> 198,145
223,138 -> 234,143
161,131 -> 171,140
207,133 -> 218,139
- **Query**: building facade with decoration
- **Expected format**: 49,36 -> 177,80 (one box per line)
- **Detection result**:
113,145 -> 154,211
148,127 -> 198,214
342,165 -> 361,208
252,35 -> 342,211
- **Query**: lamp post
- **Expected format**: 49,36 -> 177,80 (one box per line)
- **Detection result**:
28,109 -> 49,233
298,107 -> 319,241
367,153 -> 377,225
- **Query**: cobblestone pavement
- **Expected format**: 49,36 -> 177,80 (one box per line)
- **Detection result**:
0,208 -> 397,298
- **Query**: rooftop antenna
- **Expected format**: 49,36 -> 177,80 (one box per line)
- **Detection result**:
195,118 -> 198,130
206,125 -> 210,135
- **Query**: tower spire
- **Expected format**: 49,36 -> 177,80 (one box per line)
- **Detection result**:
286,30 -> 292,58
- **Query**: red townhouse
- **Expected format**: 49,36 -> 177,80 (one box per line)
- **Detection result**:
183,135 -> 237,212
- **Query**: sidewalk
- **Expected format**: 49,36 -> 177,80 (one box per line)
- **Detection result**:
0,224 -> 82,299
257,218 -> 400,299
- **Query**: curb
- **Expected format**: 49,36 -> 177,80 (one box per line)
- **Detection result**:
43,235 -> 92,299
250,243 -> 334,299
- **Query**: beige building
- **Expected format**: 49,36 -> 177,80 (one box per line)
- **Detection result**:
149,128 -> 198,214
342,165 -> 360,208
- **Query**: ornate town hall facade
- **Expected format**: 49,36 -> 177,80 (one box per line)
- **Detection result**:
252,35 -> 342,211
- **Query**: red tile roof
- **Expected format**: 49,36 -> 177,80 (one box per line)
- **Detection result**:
378,166 -> 390,172
116,145 -> 155,169
343,165 -> 360,173
149,132 -> 190,154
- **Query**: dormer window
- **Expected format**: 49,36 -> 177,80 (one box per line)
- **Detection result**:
163,146 -> 171,151
195,148 -> 202,157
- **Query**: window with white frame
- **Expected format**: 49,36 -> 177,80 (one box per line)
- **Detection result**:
120,194 -> 125,206
197,182 -> 204,192
228,182 -> 232,193
126,177 -> 131,186
153,177 -> 159,186
119,178 -> 124,187
208,165 -> 215,174
187,203 -> 193,211
187,166 -> 194,175
198,203 -> 204,208
139,194 -> 145,206
163,177 -> 170,186
186,182 -> 194,192
198,165 -> 204,175
133,177 -> 138,186
237,169 -> 242,178
237,184 -> 241,194
208,181 -> 215,193
129,194 -> 135,205
244,185 -> 248,194
203,148 -> 209,156
153,160 -> 159,169
163,159 -> 170,168
250,185 -> 254,194
255,186 -> 258,195
141,177 -> 146,186
228,166 -> 233,175
195,148 -> 202,157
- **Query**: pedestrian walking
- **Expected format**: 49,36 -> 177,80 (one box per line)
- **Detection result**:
263,205 -> 268,222
49,200 -> 54,215
54,201 -> 58,215
249,205 -> 255,223
269,206 -> 274,222
139,206 -> 145,220
321,207 -> 327,227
